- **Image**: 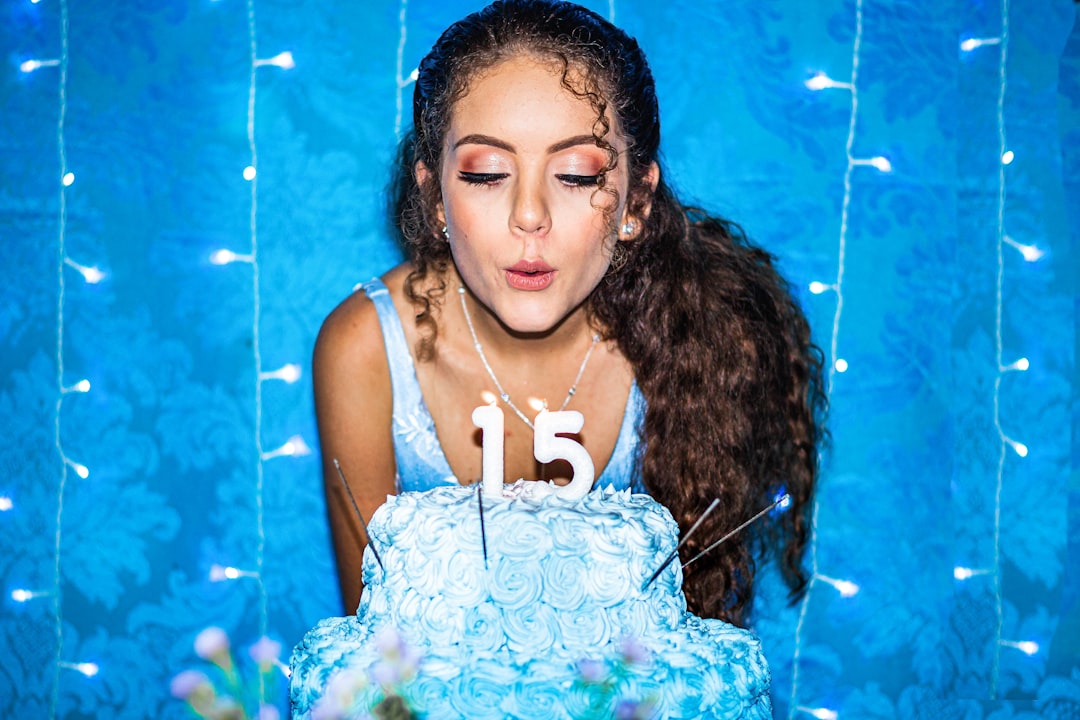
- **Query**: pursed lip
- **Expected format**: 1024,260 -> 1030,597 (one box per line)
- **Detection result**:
505,260 -> 555,290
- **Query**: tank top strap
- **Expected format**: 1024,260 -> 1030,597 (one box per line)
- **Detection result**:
357,278 -> 457,490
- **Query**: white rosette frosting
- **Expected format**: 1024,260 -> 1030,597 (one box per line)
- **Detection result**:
290,484 -> 772,720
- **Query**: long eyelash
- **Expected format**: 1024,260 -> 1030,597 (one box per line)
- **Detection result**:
556,174 -> 600,187
459,172 -> 507,186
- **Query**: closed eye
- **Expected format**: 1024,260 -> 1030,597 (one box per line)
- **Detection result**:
555,174 -> 600,187
458,172 -> 508,186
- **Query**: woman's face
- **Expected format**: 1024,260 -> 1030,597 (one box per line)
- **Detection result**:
434,54 -> 630,335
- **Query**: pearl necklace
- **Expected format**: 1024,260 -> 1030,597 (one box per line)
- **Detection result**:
458,286 -> 600,430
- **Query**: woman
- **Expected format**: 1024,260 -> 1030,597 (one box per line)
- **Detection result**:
314,0 -> 825,625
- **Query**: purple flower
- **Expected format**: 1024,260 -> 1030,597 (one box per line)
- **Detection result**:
374,627 -> 406,657
194,627 -> 232,669
371,660 -> 402,687
619,637 -> 649,665
169,670 -> 211,700
577,659 -> 606,683
248,636 -> 282,669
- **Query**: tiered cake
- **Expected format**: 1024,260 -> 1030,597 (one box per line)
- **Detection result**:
290,483 -> 771,719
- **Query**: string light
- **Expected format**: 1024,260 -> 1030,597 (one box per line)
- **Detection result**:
1000,150 -> 1014,165
961,37 -> 1002,52
954,566 -> 992,581
253,51 -> 294,69
63,257 -> 104,284
244,0 -> 270,670
258,363 -> 302,383
797,707 -> 839,720
808,281 -> 837,295
850,156 -> 892,172
792,1 -> 872,715
1002,235 -> 1044,262
209,564 -> 259,582
58,661 -> 99,677
11,588 -> 52,602
988,0 -> 1013,700
61,379 -> 90,394
999,639 -> 1039,656
49,1 -> 73,714
243,165 -> 257,181
1001,435 -> 1028,458
394,0 -> 415,136
804,72 -> 853,91
209,249 -> 254,265
260,435 -> 312,461
1000,357 -> 1029,372
816,574 -> 860,597
20,58 -> 60,73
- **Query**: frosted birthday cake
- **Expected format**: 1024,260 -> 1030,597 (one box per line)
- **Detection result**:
290,483 -> 771,719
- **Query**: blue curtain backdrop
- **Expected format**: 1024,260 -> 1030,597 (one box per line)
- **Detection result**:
2,0 -> 1077,717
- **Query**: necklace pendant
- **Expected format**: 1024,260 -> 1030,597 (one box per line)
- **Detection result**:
500,393 -> 510,403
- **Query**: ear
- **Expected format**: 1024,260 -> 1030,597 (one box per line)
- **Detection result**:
620,162 -> 660,240
414,161 -> 446,228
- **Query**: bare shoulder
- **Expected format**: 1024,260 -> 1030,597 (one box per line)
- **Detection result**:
313,285 -> 385,385
313,264 -> 414,385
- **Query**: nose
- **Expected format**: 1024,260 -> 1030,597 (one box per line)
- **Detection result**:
509,174 -> 550,236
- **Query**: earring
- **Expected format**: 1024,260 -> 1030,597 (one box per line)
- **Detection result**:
621,221 -> 635,236
440,225 -> 449,239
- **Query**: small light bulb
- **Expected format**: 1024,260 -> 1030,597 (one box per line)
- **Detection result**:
408,68 -> 419,82
960,38 -> 979,52
75,379 -> 91,392
870,156 -> 892,172
1001,150 -> 1014,165
282,435 -> 311,457
805,72 -> 831,91
20,60 -> 41,73
834,358 -> 849,373
1017,641 -> 1038,655
0,496 -> 12,511
810,709 -> 838,720
12,589 -> 32,602
62,172 -> 75,186
75,662 -> 99,677
1003,436 -> 1028,457
243,166 -> 257,181
210,249 -> 234,265
1019,244 -> 1044,262
225,566 -> 240,579
836,580 -> 859,597
270,51 -> 295,69
808,281 -> 828,294
1015,358 -> 1029,371
81,266 -> 104,284
72,462 -> 89,479
954,567 -> 973,580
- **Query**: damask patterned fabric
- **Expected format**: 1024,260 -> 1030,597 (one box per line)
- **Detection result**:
360,277 -> 647,494
1,1 -> 1077,718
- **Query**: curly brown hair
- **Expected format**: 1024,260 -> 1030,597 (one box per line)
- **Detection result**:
390,0 -> 826,626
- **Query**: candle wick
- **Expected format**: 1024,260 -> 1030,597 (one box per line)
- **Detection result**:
477,483 -> 489,570
333,458 -> 384,571
681,494 -> 790,570
641,498 -> 721,591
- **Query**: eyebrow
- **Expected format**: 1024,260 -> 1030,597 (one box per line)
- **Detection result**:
452,133 -> 600,154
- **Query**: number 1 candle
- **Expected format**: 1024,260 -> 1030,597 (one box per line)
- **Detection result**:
472,403 -> 505,497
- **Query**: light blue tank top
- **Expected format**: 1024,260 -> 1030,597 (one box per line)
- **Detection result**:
359,278 -> 646,494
